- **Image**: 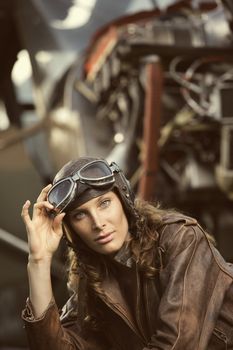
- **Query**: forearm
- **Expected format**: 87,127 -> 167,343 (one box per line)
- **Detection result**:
27,257 -> 53,318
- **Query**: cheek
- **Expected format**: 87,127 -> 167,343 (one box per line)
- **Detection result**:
70,223 -> 93,248
115,205 -> 128,232
122,215 -> 129,235
70,220 -> 89,239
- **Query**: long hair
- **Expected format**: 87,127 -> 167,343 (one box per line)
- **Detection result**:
64,198 -> 217,335
64,199 -> 180,333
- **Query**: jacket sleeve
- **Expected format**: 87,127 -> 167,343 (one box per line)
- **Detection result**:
22,293 -> 109,350
144,218 -> 229,350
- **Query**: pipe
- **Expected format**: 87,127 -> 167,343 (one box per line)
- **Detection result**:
138,55 -> 163,201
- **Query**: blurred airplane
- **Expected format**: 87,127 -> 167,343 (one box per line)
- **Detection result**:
0,0 -> 233,347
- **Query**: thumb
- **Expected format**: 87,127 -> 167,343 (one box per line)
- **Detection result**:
53,212 -> 66,235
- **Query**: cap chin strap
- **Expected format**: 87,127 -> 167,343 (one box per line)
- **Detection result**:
114,168 -> 135,204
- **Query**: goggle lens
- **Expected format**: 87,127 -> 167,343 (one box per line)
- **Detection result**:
80,161 -> 113,185
48,179 -> 73,207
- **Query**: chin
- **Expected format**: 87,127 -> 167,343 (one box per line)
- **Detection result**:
95,240 -> 124,256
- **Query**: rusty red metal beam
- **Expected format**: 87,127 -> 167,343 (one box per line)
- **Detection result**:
138,56 -> 163,201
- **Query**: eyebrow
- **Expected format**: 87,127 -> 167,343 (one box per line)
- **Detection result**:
70,208 -> 85,214
70,193 -> 111,214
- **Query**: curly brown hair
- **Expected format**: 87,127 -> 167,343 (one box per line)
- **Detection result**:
64,198 -> 172,301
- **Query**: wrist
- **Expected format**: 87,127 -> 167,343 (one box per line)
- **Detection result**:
27,258 -> 52,281
28,255 -> 53,266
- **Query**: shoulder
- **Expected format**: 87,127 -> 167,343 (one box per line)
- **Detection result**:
158,212 -> 199,236
156,213 -> 233,280
157,212 -> 208,254
160,212 -> 198,227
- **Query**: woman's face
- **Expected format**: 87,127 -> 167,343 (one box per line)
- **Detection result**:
68,191 -> 129,255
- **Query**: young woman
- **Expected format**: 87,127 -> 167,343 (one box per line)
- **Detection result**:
21,156 -> 233,350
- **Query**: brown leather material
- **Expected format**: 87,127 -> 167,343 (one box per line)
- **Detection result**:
22,214 -> 233,350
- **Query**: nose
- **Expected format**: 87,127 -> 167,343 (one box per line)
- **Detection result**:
91,211 -> 105,231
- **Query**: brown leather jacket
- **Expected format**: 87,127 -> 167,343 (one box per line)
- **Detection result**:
22,214 -> 233,349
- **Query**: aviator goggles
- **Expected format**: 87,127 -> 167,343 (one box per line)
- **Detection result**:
47,160 -> 119,213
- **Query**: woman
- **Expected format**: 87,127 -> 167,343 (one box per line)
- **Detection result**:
21,156 -> 233,350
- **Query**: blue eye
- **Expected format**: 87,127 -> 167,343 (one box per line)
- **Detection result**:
73,211 -> 86,220
100,199 -> 110,208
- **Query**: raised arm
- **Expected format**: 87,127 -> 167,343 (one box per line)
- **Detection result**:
21,184 -> 65,318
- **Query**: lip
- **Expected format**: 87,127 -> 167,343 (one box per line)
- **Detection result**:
95,232 -> 114,245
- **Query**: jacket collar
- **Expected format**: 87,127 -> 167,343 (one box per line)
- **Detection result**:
112,240 -> 134,268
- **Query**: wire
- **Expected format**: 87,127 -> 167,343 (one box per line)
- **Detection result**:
170,56 -> 232,117
181,88 -> 209,116
169,57 -> 202,94
218,68 -> 233,83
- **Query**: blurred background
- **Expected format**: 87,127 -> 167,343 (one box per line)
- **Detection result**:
1,0 -> 233,348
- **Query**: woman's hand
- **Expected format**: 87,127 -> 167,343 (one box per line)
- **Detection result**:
21,184 -> 66,263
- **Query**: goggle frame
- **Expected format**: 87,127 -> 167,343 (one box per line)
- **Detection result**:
47,160 -> 119,213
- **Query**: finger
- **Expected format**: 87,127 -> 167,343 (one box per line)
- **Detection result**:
21,200 -> 32,225
36,184 -> 53,203
32,201 -> 54,218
